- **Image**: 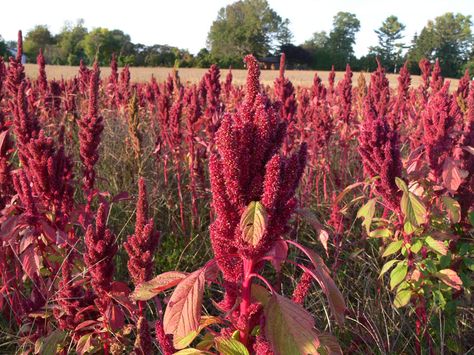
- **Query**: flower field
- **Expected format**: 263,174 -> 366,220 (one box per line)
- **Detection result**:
0,32 -> 472,354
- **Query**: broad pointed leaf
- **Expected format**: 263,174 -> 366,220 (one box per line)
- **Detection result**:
131,271 -> 188,301
441,196 -> 461,224
382,240 -> 403,257
264,293 -> 320,355
356,198 -> 376,233
163,268 -> 206,342
240,201 -> 267,246
425,236 -> 448,255
390,262 -> 407,290
436,269 -> 462,290
215,336 -> 250,355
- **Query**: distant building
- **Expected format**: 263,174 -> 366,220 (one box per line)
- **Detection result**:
8,49 -> 26,64
257,56 -> 280,70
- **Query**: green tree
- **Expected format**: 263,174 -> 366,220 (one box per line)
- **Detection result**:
55,20 -> 88,65
327,12 -> 360,69
408,13 -> 473,77
370,16 -> 406,72
207,0 -> 292,60
82,28 -> 132,65
303,31 -> 329,50
23,25 -> 55,62
0,35 -> 8,58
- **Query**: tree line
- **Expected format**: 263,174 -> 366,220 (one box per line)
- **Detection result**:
0,0 -> 473,77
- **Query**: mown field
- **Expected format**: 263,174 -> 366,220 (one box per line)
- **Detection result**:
23,63 -> 460,88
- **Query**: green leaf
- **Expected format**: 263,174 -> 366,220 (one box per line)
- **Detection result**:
357,198 -> 376,233
240,201 -> 267,246
264,293 -> 320,354
369,228 -> 392,238
441,196 -> 461,224
382,240 -> 403,257
395,177 -> 408,193
196,333 -> 214,351
394,288 -> 412,308
402,192 -> 426,227
131,271 -> 188,301
390,262 -> 408,290
425,236 -> 448,255
173,316 -> 221,349
215,337 -> 249,355
40,329 -> 67,355
379,260 -> 399,278
410,240 -> 423,254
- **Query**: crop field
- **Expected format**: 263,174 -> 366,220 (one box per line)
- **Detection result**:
22,63 -> 461,89
0,40 -> 473,355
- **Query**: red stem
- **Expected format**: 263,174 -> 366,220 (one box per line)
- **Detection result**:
239,258 -> 254,347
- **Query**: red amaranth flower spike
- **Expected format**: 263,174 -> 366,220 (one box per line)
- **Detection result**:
83,203 -> 117,313
358,66 -> 402,213
209,54 -> 306,310
78,61 -> 103,197
124,178 -> 159,286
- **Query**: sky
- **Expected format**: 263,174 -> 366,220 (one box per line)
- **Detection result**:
1,0 -> 473,57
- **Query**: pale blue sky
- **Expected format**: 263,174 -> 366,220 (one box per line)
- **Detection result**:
1,0 -> 473,57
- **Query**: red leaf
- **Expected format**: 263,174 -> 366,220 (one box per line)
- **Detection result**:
265,238 -> 288,272
163,268 -> 206,340
442,158 -> 468,193
131,271 -> 188,301
74,320 -> 98,332
0,130 -> 8,154
0,215 -> 19,242
106,303 -> 125,331
21,245 -> 40,280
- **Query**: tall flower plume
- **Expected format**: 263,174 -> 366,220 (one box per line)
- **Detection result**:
124,178 -> 160,286
209,54 -> 306,309
78,61 -> 103,195
358,66 -> 402,213
84,203 -> 117,313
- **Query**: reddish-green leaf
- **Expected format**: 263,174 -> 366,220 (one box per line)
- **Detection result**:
436,269 -> 463,290
163,268 -> 206,343
76,333 -> 93,355
215,336 -> 249,355
317,333 -> 343,355
131,271 -> 188,301
441,196 -> 461,224
240,201 -> 267,246
442,158 -> 468,193
264,293 -> 320,354
425,236 -> 448,255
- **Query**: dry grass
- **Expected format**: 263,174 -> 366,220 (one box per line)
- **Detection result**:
23,63 -> 460,89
